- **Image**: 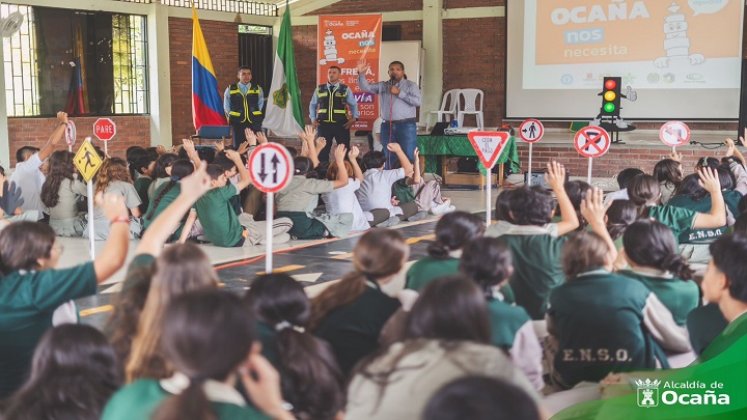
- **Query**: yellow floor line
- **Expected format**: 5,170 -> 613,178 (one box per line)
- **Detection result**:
257,264 -> 305,276
80,305 -> 114,317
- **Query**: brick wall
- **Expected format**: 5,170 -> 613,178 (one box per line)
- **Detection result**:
444,0 -> 503,8
306,0 -> 422,15
443,17 -> 503,128
169,17 -> 240,143
7,116 -> 151,167
515,143 -> 722,178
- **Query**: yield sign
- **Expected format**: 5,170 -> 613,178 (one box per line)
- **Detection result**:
467,131 -> 511,169
574,126 -> 611,158
659,121 -> 690,147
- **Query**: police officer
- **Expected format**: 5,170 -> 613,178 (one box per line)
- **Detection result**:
309,66 -> 360,162
224,66 -> 264,149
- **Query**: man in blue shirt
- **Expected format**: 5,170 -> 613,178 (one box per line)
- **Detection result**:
357,60 -> 421,167
309,66 -> 360,163
224,66 -> 264,149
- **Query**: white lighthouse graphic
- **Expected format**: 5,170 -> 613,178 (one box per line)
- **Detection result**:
319,29 -> 345,65
654,2 -> 704,68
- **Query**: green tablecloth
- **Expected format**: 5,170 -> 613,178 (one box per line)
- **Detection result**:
416,135 -> 521,175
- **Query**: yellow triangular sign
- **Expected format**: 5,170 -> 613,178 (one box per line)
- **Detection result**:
73,141 -> 103,182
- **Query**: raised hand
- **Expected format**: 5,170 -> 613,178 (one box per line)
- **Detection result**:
544,161 -> 566,191
356,59 -> 370,74
580,187 -> 606,226
315,137 -> 327,152
334,144 -> 347,162
57,111 -> 69,125
214,141 -> 225,153
387,142 -> 403,154
349,145 -> 361,159
225,149 -> 242,163
244,128 -> 258,146
182,138 -> 196,154
725,138 -> 736,157
698,167 -> 721,194
256,131 -> 269,145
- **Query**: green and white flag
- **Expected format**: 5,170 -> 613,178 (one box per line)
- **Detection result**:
264,6 -> 303,138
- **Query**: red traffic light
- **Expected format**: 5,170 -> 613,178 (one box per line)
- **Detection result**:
604,79 -> 617,90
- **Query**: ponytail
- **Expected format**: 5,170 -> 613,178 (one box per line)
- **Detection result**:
427,241 -> 449,259
145,180 -> 177,221
310,271 -> 366,329
623,219 -> 693,280
661,254 -> 694,280
152,378 -> 215,420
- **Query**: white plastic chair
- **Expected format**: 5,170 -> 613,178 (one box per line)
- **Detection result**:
457,88 -> 484,130
427,89 -> 459,129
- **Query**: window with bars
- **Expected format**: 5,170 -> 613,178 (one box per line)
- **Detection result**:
1,5 -> 149,117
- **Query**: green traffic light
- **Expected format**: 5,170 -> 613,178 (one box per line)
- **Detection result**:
604,103 -> 615,113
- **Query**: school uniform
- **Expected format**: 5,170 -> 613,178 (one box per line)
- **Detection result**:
0,263 -> 97,398
487,223 -> 567,320
256,321 -> 280,368
313,280 -> 400,376
666,195 -> 730,244
84,181 -> 142,240
142,182 -> 183,240
619,269 -> 700,326
276,175 -> 352,239
46,178 -> 87,237
405,256 -> 460,291
698,311 -> 747,362
134,175 -> 153,213
548,269 -> 691,389
101,374 -> 270,420
687,303 -> 728,356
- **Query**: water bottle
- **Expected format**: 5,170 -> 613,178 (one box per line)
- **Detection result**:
450,119 -> 458,128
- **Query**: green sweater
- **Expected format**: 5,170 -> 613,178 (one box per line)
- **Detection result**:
619,270 -> 700,326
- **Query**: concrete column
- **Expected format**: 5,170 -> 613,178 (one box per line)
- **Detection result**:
0,30 -> 9,169
147,3 -> 173,147
421,0 -> 443,125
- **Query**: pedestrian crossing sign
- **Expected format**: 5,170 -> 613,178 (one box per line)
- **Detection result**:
74,140 -> 103,182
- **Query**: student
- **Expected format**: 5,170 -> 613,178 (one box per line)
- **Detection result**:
276,143 -> 352,240
195,150 -> 292,247
564,180 -> 591,230
619,220 -> 700,326
357,144 -> 428,225
9,111 -> 68,219
605,199 -> 637,246
405,148 -> 455,215
686,303 -> 728,356
627,170 -> 725,242
142,159 -> 194,238
244,274 -> 345,420
102,290 -> 294,420
547,231 -> 690,389
84,158 -> 142,240
697,233 -> 747,362
459,237 -> 544,390
0,192 -> 129,398
131,148 -> 158,213
406,211 -> 485,291
323,145 -> 391,230
147,153 -> 179,201
653,158 -> 683,204
2,325 -> 121,420
667,173 -> 730,245
40,150 -> 87,236
311,229 -> 408,375
107,164 -> 213,369
604,167 -> 644,205
423,376 -> 542,420
345,276 -> 539,420
485,162 -> 579,319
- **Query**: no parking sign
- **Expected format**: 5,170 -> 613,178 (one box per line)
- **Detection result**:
574,126 -> 611,183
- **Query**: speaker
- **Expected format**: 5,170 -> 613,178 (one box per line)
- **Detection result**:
739,58 -> 747,144
430,122 -> 448,136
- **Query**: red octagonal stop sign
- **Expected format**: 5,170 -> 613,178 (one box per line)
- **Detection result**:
93,118 -> 117,142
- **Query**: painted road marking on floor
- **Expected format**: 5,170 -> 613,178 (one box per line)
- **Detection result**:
257,264 -> 305,275
80,305 -> 114,317
293,272 -> 323,283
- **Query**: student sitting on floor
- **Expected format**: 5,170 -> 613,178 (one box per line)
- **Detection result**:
459,237 -> 544,391
696,233 -> 747,362
668,173 -> 733,245
345,276 -> 540,420
276,137 -> 353,240
311,229 -> 408,376
83,158 -> 143,240
102,290 -> 294,420
484,162 -> 579,319
0,192 -> 129,399
40,150 -> 87,237
398,148 -> 455,216
619,220 -> 700,326
406,211 -> 485,291
564,180 -> 592,231
686,303 -> 728,357
194,150 -> 292,247
130,148 -> 158,214
244,274 -> 345,420
357,144 -> 428,226
604,167 -> 645,205
547,230 -> 691,389
627,169 -> 725,243
423,376 -> 542,420
2,325 -> 121,420
107,165 -> 215,378
653,157 -> 683,205
141,159 -> 195,241
146,153 -> 178,201
605,199 -> 637,248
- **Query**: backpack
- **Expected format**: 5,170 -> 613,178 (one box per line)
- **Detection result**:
392,179 -> 425,204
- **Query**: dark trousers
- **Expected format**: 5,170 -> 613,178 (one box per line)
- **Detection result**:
316,122 -> 351,162
231,120 -> 262,149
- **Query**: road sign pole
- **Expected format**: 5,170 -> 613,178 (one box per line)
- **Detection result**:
87,180 -> 95,258
265,192 -> 274,273
527,143 -> 533,186
485,165 -> 493,226
587,157 -> 593,184
103,141 -> 108,157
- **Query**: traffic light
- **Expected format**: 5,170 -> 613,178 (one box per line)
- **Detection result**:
601,77 -> 621,117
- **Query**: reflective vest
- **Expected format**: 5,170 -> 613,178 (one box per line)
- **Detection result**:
228,83 -> 263,124
316,83 -> 349,124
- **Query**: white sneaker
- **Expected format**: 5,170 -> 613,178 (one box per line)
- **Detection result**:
431,201 -> 453,215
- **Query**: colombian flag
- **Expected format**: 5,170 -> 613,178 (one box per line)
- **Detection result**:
192,7 -> 225,131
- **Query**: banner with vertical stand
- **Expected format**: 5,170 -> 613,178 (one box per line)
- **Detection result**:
518,118 -> 544,186
574,126 -> 611,184
467,131 -> 511,226
248,143 -> 294,273
73,137 -> 104,258
659,121 -> 690,153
